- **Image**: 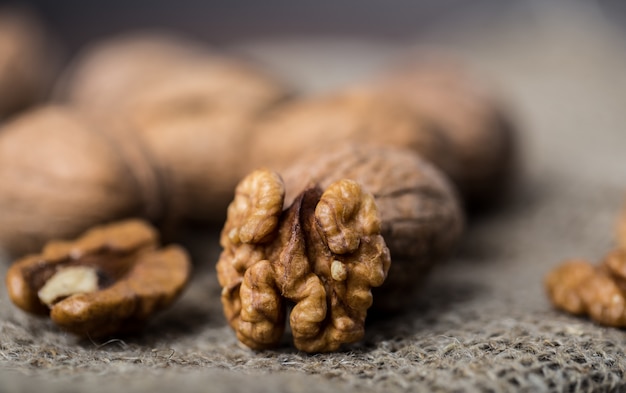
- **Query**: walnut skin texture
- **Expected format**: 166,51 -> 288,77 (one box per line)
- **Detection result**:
370,55 -> 517,208
280,144 -> 464,312
6,219 -> 191,337
0,106 -> 165,256
217,169 -> 391,352
545,250 -> 626,327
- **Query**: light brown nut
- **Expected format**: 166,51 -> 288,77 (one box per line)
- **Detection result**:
217,170 -> 390,352
369,54 -> 517,208
128,109 -> 261,223
279,144 -> 464,312
577,272 -> 626,327
0,7 -> 60,117
55,32 -> 290,223
544,259 -> 595,315
5,219 -> 191,337
545,251 -> 626,327
248,89 -> 449,175
56,31 -> 289,117
0,106 -> 163,256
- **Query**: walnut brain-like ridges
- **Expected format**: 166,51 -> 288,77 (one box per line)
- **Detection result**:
217,169 -> 390,352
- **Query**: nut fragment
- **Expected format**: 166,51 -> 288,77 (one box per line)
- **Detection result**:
217,169 -> 391,352
38,266 -> 99,306
545,250 -> 626,327
280,144 -> 464,312
6,219 -> 191,337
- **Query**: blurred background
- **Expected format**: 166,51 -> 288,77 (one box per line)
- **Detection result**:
4,0 -> 621,185
4,1 -> 626,48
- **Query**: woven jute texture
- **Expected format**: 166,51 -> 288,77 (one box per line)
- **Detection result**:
2,3 -> 626,392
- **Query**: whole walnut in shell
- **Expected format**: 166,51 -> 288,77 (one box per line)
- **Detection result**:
369,55 -> 517,207
56,32 -> 291,222
56,32 -> 289,117
0,106 -> 163,256
0,7 -> 59,118
279,144 -> 464,312
248,89 -> 448,173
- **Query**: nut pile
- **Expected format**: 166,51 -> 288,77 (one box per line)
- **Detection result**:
1,21 -> 517,350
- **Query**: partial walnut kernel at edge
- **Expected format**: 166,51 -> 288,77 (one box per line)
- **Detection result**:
545,250 -> 626,327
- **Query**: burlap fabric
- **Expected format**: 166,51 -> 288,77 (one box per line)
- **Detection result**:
2,3 -> 626,392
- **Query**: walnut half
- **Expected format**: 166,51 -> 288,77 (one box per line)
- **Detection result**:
545,250 -> 626,327
6,219 -> 191,337
217,169 -> 391,352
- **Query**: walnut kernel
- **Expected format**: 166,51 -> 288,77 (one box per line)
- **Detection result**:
545,250 -> 626,327
217,169 -> 390,352
6,219 -> 191,337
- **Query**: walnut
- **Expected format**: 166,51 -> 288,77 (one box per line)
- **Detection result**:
248,89 -> 449,175
0,7 -> 60,117
368,54 -> 517,207
6,219 -> 191,337
55,31 -> 291,223
125,104 -> 265,223
544,260 -> 595,315
217,169 -> 391,352
279,144 -> 464,312
545,250 -> 626,327
56,32 -> 289,117
0,106 -> 166,256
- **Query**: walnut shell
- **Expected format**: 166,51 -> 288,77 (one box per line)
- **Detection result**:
56,31 -> 289,117
0,7 -> 59,118
56,32 -> 291,223
248,89 -> 448,174
0,106 -> 152,256
370,54 -> 517,207
128,109 -> 256,222
280,144 -> 464,311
